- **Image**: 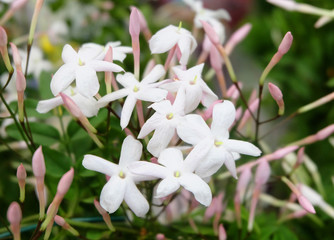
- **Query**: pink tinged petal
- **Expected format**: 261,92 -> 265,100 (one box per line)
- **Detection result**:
149,25 -> 180,54
176,114 -> 211,145
116,72 -> 138,88
120,95 -> 137,129
179,173 -> 212,206
185,85 -> 202,113
62,44 -> 78,64
141,64 -> 165,84
298,195 -> 316,214
147,125 -> 176,157
100,176 -> 126,213
97,88 -> 130,107
224,139 -> 261,157
83,154 -> 119,176
36,96 -> 63,113
119,135 -> 142,167
138,113 -> 163,138
156,177 -> 180,198
124,180 -> 149,217
75,66 -> 99,97
129,161 -> 168,179
255,160 -> 271,185
89,60 -> 124,72
158,148 -> 184,170
183,138 -> 213,172
136,88 -> 168,102
50,64 -> 75,96
224,155 -> 238,179
211,101 -> 236,137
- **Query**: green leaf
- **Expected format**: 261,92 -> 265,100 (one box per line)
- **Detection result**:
273,226 -> 298,240
39,71 -> 54,100
43,147 -> 72,177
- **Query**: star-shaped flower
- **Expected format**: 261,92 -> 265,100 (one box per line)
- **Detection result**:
98,64 -> 168,129
50,44 -> 124,98
177,100 -> 261,178
37,86 -> 100,117
161,63 -> 218,113
138,87 -> 186,157
149,25 -> 197,66
130,148 -> 212,206
81,41 -> 133,62
82,136 -> 154,217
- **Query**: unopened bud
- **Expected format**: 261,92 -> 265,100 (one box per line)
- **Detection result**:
268,82 -> 284,115
17,163 -> 26,203
271,145 -> 298,159
10,43 -> 22,70
60,93 -> 83,119
32,146 -> 45,177
129,7 -> 140,38
54,215 -> 79,236
255,160 -> 271,186
11,0 -> 28,11
201,21 -> 220,46
278,32 -> 293,55
94,199 -> 115,231
0,26 -> 8,47
316,124 -> 334,140
298,195 -> 316,214
218,224 -> 227,240
57,168 -> 74,197
7,202 -> 21,240
225,23 -> 252,54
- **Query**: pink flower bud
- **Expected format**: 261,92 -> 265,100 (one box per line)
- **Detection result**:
278,32 -> 293,55
150,157 -> 158,164
225,23 -> 252,54
60,93 -> 83,119
16,163 -> 26,182
255,160 -> 271,186
202,35 -> 212,52
94,199 -> 107,215
130,6 -> 147,31
268,82 -> 283,101
227,82 -> 242,99
7,202 -> 22,225
203,100 -> 223,120
0,26 -> 8,47
210,47 -> 222,71
104,46 -> 113,62
201,21 -> 219,46
316,124 -> 334,140
296,147 -> 305,165
10,42 -> 22,70
156,233 -> 165,240
298,195 -> 316,214
237,98 -> 259,130
32,146 -> 45,177
218,224 -> 227,240
57,168 -> 74,197
105,175 -> 111,182
271,145 -> 298,160
129,7 -> 140,38
16,70 -> 26,92
54,215 -> 66,227
236,167 -> 252,193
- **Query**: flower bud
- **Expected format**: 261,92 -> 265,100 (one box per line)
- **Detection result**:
32,146 -> 45,177
129,7 -> 140,38
10,0 -> 29,11
7,202 -> 21,240
278,32 -> 293,55
0,26 -> 8,47
94,199 -> 115,231
17,163 -> 26,203
201,21 -> 219,46
268,82 -> 285,115
225,23 -> 252,54
156,233 -> 165,240
298,195 -> 316,214
57,167 -> 74,197
218,224 -> 227,240
10,42 -> 22,70
60,93 -> 82,119
55,215 -> 79,236
255,160 -> 271,186
271,145 -> 298,160
316,124 -> 334,140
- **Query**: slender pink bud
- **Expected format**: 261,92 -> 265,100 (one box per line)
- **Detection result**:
278,32 -> 293,55
130,7 -> 147,32
7,202 -> 21,240
104,46 -> 114,94
10,43 -> 22,70
129,7 -> 140,37
225,23 -> 252,54
57,168 -> 74,197
255,160 -> 271,186
235,107 -> 243,121
268,82 -> 284,115
237,98 -> 259,131
156,233 -> 165,240
314,16 -> 331,28
218,224 -> 227,240
94,199 -> 115,231
32,146 -> 45,177
11,0 -> 29,11
16,70 -> 26,122
295,147 -> 305,168
104,46 -> 113,62
203,100 -> 223,120
60,93 -> 83,119
316,124 -> 334,140
298,195 -> 316,214
202,35 -> 213,52
54,215 -> 66,227
17,163 -> 26,202
16,70 -> 26,92
271,145 -> 298,160
0,26 -> 8,47
201,21 -> 219,46
227,82 -> 242,100
210,47 -> 222,71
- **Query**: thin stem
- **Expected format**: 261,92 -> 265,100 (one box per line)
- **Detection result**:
24,44 -> 32,78
255,85 -> 263,141
259,114 -> 281,125
1,71 -> 14,92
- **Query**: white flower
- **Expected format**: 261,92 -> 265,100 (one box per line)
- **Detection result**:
130,148 -> 212,206
161,63 -> 218,113
177,100 -> 261,178
36,86 -> 100,117
82,136 -> 154,217
138,87 -> 186,157
149,25 -> 197,66
81,41 -> 132,62
50,44 -> 124,98
183,0 -> 230,28
98,64 -> 168,129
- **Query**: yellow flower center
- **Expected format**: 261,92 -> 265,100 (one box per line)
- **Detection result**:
177,21 -> 182,32
214,140 -> 223,147
190,75 -> 198,85
78,58 -> 85,66
118,170 -> 126,179
133,86 -> 139,92
174,171 -> 181,178
166,113 -> 174,120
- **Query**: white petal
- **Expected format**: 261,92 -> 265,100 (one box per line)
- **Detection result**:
136,88 -> 167,102
116,72 -> 138,88
83,154 -> 119,176
179,173 -> 212,206
183,138 -> 213,172
138,113 -> 163,138
123,180 -> 149,217
158,148 -> 183,170
224,156 -> 238,179
173,86 -> 186,114
211,101 -> 236,139
159,80 -> 182,92
89,60 -> 124,72
210,9 -> 231,20
178,36 -> 192,66
100,176 -> 126,213
141,64 -> 165,84
50,64 -> 75,96
76,66 -> 99,97
120,95 -> 137,129
72,94 -> 99,117
185,85 -> 202,113
129,161 -> 168,179
78,46 -> 101,61
176,114 -> 211,145
119,135 -> 142,167
97,88 -> 130,107
224,139 -> 261,156
200,81 -> 218,107
36,96 -> 63,113
149,25 -> 179,54
147,125 -> 176,157
155,177 -> 180,198
62,44 -> 78,64
149,100 -> 173,114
